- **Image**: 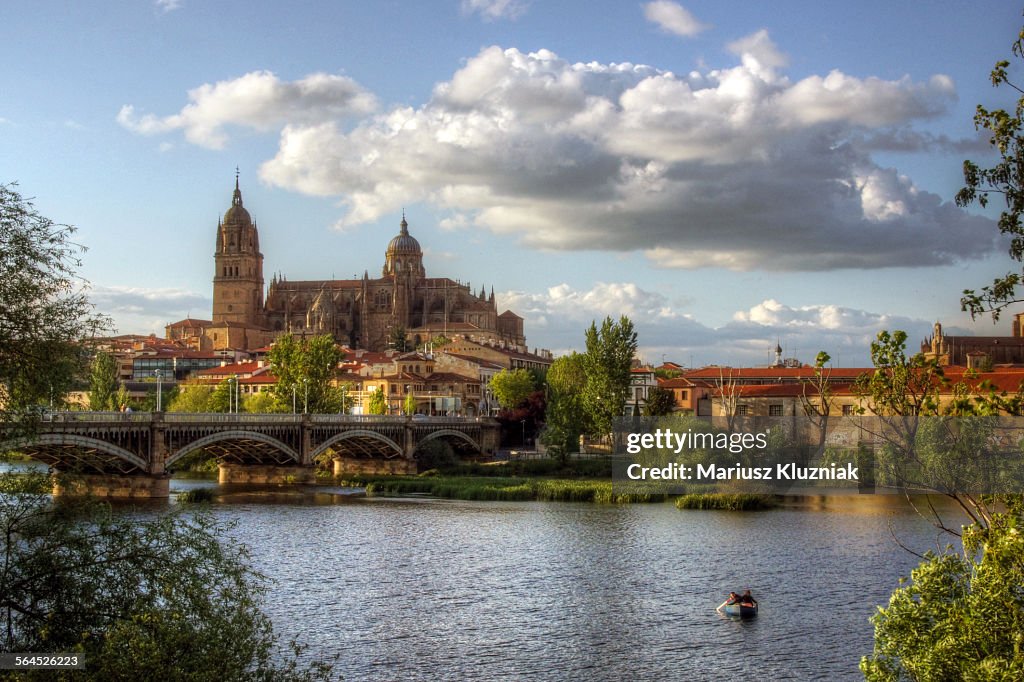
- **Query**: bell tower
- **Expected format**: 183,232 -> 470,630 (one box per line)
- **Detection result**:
212,172 -> 264,326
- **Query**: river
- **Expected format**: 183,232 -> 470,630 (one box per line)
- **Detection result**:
163,479 -> 955,680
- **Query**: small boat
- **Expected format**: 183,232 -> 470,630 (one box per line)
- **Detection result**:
722,603 -> 758,618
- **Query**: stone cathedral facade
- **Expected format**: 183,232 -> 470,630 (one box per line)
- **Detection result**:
184,178 -> 526,353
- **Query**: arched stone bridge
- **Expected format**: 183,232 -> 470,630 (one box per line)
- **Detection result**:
0,412 -> 500,498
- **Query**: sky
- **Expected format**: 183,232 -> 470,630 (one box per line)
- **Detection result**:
2,0 -> 1023,368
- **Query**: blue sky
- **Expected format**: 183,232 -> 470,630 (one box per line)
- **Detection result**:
2,0 -> 1022,367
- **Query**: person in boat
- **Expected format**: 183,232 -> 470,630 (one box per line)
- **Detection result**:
717,592 -> 741,611
739,590 -> 757,607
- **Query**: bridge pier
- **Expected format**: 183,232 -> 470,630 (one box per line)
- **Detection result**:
52,473 -> 171,499
333,457 -> 416,476
218,463 -> 316,485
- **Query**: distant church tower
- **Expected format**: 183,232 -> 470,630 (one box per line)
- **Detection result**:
212,173 -> 264,327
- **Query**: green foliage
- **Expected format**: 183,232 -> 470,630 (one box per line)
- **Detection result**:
0,182 -> 109,423
0,471 -> 333,680
359,474 -> 663,503
488,368 -> 536,409
87,351 -> 118,410
389,326 -> 410,352
268,334 -> 346,413
644,386 -> 676,416
403,390 -> 417,416
243,391 -> 280,414
958,22 -> 1024,320
168,381 -> 214,412
541,352 -> 590,458
862,509 -> 1024,680
414,439 -> 457,471
854,330 -> 944,416
114,382 -> 131,411
367,387 -> 388,415
582,316 -> 638,437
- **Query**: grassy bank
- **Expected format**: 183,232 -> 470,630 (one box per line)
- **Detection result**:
675,493 -> 779,511
335,474 -> 665,503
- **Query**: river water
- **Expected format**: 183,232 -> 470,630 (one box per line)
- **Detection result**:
163,479 -> 956,680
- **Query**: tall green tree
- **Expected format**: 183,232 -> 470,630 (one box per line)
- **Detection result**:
268,334 -> 345,413
541,352 -> 590,458
488,368 -> 536,410
582,316 -> 638,438
168,381 -> 214,412
389,325 -> 410,352
87,351 -> 119,411
643,386 -> 676,416
0,183 -> 107,424
367,387 -> 388,415
853,331 -> 943,417
958,22 -> 1024,320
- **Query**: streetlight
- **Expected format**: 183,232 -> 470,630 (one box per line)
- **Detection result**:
153,370 -> 163,412
341,384 -> 347,415
303,378 -> 309,414
521,419 -> 526,448
292,385 -> 297,414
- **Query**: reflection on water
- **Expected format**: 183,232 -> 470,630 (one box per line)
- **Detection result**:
161,479 -> 953,680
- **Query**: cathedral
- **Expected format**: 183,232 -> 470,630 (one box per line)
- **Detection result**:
169,177 -> 526,353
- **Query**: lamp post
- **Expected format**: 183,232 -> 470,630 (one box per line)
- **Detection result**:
521,419 -> 526,448
303,378 -> 309,414
292,385 -> 297,414
153,370 -> 163,412
341,384 -> 347,415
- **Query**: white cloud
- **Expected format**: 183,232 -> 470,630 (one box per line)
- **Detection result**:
643,1 -> 709,38
118,70 -> 376,149
138,38 -> 992,272
90,285 -> 210,335
499,284 -> 936,366
155,0 -> 182,13
461,0 -> 529,21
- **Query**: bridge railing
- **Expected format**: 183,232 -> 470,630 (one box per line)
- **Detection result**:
36,411 -> 153,423
7,412 -> 499,426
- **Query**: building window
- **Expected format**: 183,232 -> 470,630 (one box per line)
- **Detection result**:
842,404 -> 856,416
735,405 -> 749,416
769,404 -> 783,416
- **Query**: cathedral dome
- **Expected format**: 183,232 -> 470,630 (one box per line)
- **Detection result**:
386,216 -> 421,255
223,177 -> 252,226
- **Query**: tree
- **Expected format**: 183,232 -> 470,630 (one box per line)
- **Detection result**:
268,334 -> 345,413
87,351 -> 118,411
208,378 -> 234,413
168,381 -> 214,412
403,390 -> 417,416
643,386 -> 676,416
581,316 -> 638,438
541,352 -> 590,458
114,382 -> 131,412
799,351 -> 834,455
853,331 -> 943,417
243,391 -> 279,414
367,387 -> 388,415
488,368 -> 536,410
389,326 -> 410,352
0,471 -> 333,681
862,503 -> 1024,679
957,22 -> 1024,320
0,183 -> 108,425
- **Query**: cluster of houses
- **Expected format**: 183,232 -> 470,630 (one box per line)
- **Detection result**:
80,333 -> 554,416
81,311 -> 1024,419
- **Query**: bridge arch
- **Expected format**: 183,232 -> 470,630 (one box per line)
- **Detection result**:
311,430 -> 405,461
5,434 -> 149,473
416,429 -> 481,453
166,430 -> 301,468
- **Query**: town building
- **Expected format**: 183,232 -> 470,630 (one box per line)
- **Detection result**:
921,318 -> 1024,367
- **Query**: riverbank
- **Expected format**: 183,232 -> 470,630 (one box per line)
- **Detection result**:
333,474 -> 669,503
